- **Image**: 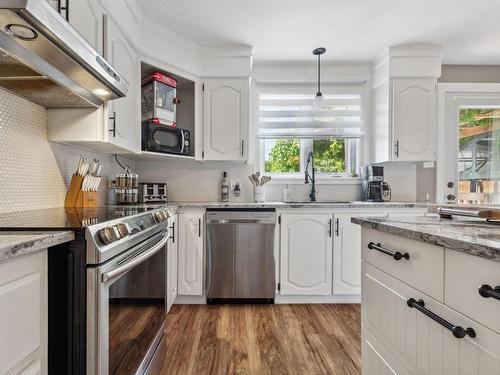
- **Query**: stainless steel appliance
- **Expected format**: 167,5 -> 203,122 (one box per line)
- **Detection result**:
139,182 -> 168,203
142,121 -> 190,156
0,206 -> 172,375
362,165 -> 391,202
0,0 -> 127,107
206,208 -> 276,304
141,72 -> 179,126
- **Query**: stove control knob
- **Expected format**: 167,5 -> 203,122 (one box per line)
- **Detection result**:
98,226 -> 121,244
116,223 -> 130,238
153,210 -> 168,223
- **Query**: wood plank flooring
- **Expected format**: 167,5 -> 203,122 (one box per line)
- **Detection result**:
162,304 -> 361,375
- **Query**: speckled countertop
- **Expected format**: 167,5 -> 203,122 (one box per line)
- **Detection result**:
169,201 -> 428,209
0,231 -> 75,262
351,216 -> 500,262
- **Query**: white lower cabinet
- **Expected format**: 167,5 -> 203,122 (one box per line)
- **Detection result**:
167,216 -> 178,312
279,213 -> 333,295
362,259 -> 500,375
178,211 -> 204,296
0,251 -> 47,375
333,211 -> 386,295
362,327 -> 409,375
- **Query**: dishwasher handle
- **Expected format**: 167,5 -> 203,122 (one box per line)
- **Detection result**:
207,219 -> 268,224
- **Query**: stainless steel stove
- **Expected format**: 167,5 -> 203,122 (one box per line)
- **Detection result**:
0,206 -> 173,375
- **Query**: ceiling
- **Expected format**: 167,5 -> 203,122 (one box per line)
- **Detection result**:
140,0 -> 500,64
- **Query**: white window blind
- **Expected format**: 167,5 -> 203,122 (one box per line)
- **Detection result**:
257,83 -> 365,139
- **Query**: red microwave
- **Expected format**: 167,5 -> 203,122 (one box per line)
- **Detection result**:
141,72 -> 179,126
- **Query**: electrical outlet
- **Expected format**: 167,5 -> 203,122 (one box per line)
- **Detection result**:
230,180 -> 241,191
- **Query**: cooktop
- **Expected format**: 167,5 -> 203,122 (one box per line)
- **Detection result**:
0,206 -> 159,231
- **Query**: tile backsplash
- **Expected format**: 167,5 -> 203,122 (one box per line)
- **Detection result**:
0,88 -> 133,213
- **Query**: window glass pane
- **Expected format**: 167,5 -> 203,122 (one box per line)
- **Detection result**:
458,108 -> 500,204
264,139 -> 301,173
312,138 -> 346,173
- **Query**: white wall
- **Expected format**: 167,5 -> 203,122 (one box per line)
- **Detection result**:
0,88 -> 133,213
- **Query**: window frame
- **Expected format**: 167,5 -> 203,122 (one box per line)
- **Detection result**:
254,83 -> 367,185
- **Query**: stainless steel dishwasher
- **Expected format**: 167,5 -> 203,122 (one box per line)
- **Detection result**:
206,208 -> 276,304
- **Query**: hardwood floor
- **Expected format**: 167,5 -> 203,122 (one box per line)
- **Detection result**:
162,304 -> 361,375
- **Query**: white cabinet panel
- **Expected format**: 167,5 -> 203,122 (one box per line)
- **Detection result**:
68,0 -> 104,54
105,16 -> 140,153
392,79 -> 436,161
0,252 -> 47,375
280,213 -> 332,295
445,249 -> 500,335
203,79 -> 249,161
178,211 -> 204,296
333,212 -> 386,295
362,327 -> 409,375
362,261 -> 500,375
167,217 -> 178,312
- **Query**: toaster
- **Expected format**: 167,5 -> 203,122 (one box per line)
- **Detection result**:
139,183 -> 168,203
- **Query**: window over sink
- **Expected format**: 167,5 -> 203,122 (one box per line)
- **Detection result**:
256,84 -> 365,180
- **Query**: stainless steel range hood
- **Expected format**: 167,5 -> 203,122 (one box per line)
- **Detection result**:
0,0 -> 128,108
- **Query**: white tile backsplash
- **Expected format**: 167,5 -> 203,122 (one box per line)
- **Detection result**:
0,88 -> 134,212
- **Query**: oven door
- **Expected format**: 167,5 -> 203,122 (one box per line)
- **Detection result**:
146,124 -> 186,155
87,230 -> 168,375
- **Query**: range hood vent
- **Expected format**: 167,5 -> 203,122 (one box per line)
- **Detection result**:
0,0 -> 128,108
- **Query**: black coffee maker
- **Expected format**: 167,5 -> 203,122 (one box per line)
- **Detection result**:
362,166 -> 391,202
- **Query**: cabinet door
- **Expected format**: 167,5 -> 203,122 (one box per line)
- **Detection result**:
104,16 -> 140,153
178,212 -> 204,296
392,79 -> 437,161
68,0 -> 104,54
203,78 -> 249,161
280,213 -> 333,295
0,252 -> 47,375
333,212 -> 386,295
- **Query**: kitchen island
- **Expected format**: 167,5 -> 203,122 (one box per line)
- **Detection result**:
353,215 -> 500,374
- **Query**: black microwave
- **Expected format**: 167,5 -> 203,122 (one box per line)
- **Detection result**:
142,121 -> 190,155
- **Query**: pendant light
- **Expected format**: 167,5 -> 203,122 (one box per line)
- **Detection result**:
312,47 -> 326,110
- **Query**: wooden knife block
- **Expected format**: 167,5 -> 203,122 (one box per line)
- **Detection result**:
65,174 -> 98,208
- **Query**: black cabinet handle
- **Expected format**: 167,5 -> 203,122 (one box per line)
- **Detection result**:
328,219 -> 332,237
169,222 -> 175,243
57,0 -> 69,21
109,111 -> 116,137
394,140 -> 400,157
407,298 -> 476,339
335,218 -> 339,236
478,284 -> 500,301
198,218 -> 201,237
368,242 -> 409,261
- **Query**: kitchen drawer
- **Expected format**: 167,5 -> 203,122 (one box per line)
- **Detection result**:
362,326 -> 409,375
361,228 -> 444,301
362,261 -> 500,375
445,249 -> 500,335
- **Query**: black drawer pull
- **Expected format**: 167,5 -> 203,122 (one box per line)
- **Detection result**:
407,298 -> 476,339
368,242 -> 409,261
478,284 -> 500,301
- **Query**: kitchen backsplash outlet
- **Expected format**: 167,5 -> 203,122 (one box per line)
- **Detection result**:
0,88 -> 134,212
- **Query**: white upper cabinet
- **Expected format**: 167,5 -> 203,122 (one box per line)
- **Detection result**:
202,78 -> 249,161
372,78 -> 437,163
104,15 -> 140,153
68,0 -> 104,54
177,211 -> 204,296
392,79 -> 437,161
47,12 -> 140,154
371,44 -> 441,163
280,213 -> 333,295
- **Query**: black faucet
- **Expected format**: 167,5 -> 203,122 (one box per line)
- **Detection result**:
304,151 -> 317,202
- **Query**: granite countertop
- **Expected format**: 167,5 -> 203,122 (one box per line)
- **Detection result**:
351,215 -> 500,262
169,201 -> 428,209
0,231 -> 75,262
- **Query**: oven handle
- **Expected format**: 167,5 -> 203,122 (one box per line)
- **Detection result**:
180,130 -> 186,154
101,231 -> 169,283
